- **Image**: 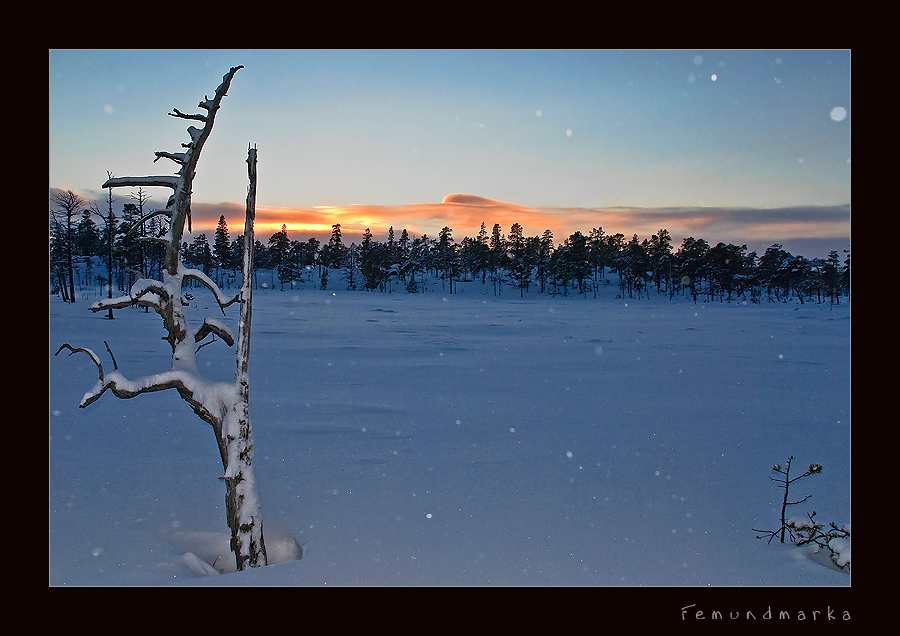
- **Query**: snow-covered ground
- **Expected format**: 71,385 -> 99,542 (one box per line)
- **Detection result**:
49,275 -> 850,586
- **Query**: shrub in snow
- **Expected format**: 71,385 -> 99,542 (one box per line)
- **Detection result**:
787,513 -> 850,572
753,456 -> 849,572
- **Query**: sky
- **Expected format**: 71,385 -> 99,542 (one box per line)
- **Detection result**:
49,49 -> 850,258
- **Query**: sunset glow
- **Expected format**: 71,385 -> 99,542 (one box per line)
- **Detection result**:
49,49 -> 850,257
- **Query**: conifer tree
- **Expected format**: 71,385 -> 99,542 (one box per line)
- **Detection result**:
436,226 -> 457,293
360,228 -> 385,290
267,224 -> 290,289
475,222 -> 490,284
284,239 -> 305,289
75,209 -> 102,262
188,233 -> 214,275
676,236 -> 709,301
387,226 -> 397,265
489,223 -> 505,295
824,250 -> 841,305
398,228 -> 410,272
647,228 -> 672,294
506,223 -> 530,296
587,227 -> 606,290
566,231 -> 590,295
841,250 -> 850,300
213,215 -> 232,280
537,229 -> 554,294
322,223 -> 347,270
304,237 -> 320,269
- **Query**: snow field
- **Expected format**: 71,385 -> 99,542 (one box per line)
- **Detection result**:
49,279 -> 850,585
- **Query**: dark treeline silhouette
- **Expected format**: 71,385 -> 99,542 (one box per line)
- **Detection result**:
51,199 -> 850,306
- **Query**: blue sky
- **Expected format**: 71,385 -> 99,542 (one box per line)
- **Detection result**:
49,49 -> 850,257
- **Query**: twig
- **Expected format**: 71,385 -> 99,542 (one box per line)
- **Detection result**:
103,341 -> 118,370
55,344 -> 103,381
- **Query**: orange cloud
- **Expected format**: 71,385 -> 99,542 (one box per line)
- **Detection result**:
185,196 -> 849,255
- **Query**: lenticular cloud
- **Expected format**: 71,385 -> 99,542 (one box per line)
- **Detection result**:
441,193 -> 509,207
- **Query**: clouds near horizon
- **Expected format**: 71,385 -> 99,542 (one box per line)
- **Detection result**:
188,193 -> 850,257
52,186 -> 848,258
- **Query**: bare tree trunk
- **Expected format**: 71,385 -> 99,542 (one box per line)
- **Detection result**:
55,66 -> 270,572
219,145 -> 266,569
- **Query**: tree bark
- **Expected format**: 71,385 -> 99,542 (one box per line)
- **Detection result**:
220,145 -> 267,570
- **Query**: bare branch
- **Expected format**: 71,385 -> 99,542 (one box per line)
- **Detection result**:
55,344 -> 104,382
169,107 -> 208,122
103,341 -> 119,371
154,151 -> 188,165
124,209 -> 173,238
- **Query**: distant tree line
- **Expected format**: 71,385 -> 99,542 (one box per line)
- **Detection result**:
50,188 -> 170,307
51,193 -> 850,305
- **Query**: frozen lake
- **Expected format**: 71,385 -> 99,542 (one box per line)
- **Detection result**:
49,280 -> 850,586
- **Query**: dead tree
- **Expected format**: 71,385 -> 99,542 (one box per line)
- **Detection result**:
55,66 -> 269,571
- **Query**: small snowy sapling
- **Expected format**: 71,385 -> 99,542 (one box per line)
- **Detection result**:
752,456 -> 850,572
753,455 -> 822,544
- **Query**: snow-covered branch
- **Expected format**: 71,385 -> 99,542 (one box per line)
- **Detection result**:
55,344 -> 105,382
195,316 -> 235,347
76,367 -> 231,428
102,175 -> 180,190
134,235 -> 170,248
181,268 -> 241,312
90,278 -> 170,314
187,126 -> 203,144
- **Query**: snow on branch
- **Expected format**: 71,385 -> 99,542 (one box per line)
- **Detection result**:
181,268 -> 241,313
73,367 -> 232,428
55,344 -> 105,382
195,316 -> 235,347
90,278 -> 170,314
102,175 -> 180,190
